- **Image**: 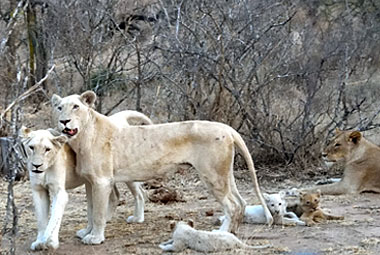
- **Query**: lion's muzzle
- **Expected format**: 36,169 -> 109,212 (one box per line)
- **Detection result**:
31,170 -> 44,174
62,128 -> 78,137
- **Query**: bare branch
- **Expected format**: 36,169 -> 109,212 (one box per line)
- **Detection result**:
0,65 -> 55,127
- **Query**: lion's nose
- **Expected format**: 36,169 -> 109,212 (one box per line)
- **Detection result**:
32,163 -> 43,169
60,119 -> 71,125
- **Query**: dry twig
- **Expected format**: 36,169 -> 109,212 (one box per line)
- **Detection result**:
0,65 -> 55,127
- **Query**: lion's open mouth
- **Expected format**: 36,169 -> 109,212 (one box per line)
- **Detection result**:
62,128 -> 78,137
31,170 -> 43,174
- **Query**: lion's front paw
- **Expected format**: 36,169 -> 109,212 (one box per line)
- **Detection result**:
45,238 -> 59,250
126,215 -> 144,223
76,227 -> 91,239
159,239 -> 177,252
305,220 -> 316,227
81,234 -> 104,245
31,240 -> 46,251
31,237 -> 59,250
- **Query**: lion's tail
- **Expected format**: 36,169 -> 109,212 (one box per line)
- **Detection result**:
232,129 -> 273,226
110,110 -> 153,126
124,111 -> 153,126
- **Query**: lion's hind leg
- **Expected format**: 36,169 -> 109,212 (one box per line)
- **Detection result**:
125,181 -> 145,223
323,211 -> 344,221
106,185 -> 120,222
194,153 -> 242,233
312,211 -> 326,224
207,181 -> 242,233
229,171 -> 247,222
159,239 -> 186,252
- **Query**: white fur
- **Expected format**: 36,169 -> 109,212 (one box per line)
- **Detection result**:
23,111 -> 150,250
52,91 -> 273,244
159,222 -> 270,252
24,130 -> 75,250
74,111 -> 148,240
220,191 -> 305,226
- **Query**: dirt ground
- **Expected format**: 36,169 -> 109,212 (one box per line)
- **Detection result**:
1,168 -> 380,255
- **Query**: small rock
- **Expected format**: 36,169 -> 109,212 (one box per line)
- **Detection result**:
149,187 -> 185,204
205,209 -> 214,216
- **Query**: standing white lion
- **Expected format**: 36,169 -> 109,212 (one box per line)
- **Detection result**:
22,110 -> 152,250
22,128 -> 76,250
52,91 -> 273,245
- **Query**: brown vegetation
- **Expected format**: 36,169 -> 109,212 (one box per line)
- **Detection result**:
1,0 -> 380,254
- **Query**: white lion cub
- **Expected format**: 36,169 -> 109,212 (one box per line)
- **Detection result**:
159,221 -> 270,252
245,191 -> 305,225
220,191 -> 305,226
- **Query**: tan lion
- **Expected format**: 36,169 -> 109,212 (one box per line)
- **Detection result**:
22,110 -> 152,250
307,129 -> 380,195
51,90 -> 273,245
296,190 -> 344,226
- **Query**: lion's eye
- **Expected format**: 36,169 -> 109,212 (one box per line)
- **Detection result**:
335,143 -> 341,147
271,204 -> 274,207
306,201 -> 310,204
29,145 -> 34,151
57,106 -> 62,111
73,105 -> 79,110
314,199 -> 318,202
279,203 -> 282,206
46,148 -> 51,152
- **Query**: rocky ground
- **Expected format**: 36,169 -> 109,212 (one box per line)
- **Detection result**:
1,167 -> 380,255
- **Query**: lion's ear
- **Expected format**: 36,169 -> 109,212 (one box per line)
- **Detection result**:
52,135 -> 68,148
19,126 -> 31,138
348,131 -> 361,144
263,193 -> 270,202
169,221 -> 176,231
187,219 -> 194,228
80,91 -> 97,107
279,190 -> 286,199
51,94 -> 62,107
316,189 -> 321,197
299,190 -> 306,199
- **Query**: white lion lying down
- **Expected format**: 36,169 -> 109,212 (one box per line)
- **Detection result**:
159,221 -> 271,252
244,191 -> 305,226
219,191 -> 305,226
22,110 -> 151,250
